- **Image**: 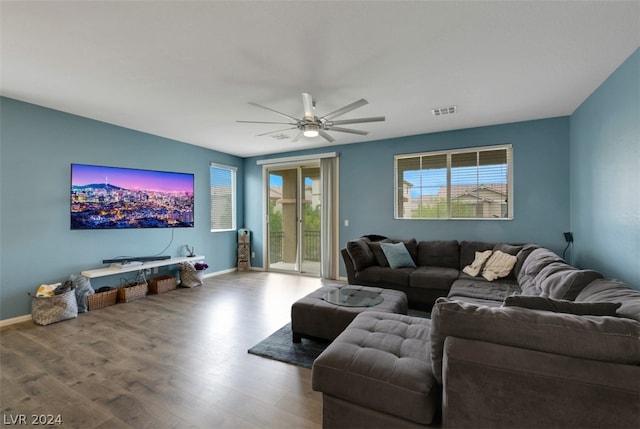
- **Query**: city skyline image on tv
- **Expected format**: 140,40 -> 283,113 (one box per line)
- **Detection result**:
71,164 -> 194,229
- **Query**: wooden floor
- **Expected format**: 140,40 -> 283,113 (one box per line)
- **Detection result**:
1,271 -> 340,429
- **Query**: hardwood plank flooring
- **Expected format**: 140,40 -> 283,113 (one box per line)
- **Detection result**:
1,271 -> 340,429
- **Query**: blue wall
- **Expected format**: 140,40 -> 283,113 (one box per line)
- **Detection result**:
2,49 -> 637,321
245,117 -> 571,273
570,48 -> 639,288
0,98 -> 244,320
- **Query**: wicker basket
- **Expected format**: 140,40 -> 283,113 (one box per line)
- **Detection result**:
88,289 -> 118,310
147,275 -> 177,294
117,282 -> 148,303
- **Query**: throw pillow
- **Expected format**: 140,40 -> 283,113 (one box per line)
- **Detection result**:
367,240 -> 392,267
481,250 -> 517,281
503,295 -> 621,316
346,239 -> 376,271
379,241 -> 416,269
462,250 -> 493,277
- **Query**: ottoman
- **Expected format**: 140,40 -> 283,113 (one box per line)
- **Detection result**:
312,311 -> 439,428
291,285 -> 407,342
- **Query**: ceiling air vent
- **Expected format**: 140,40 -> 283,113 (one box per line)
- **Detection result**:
432,105 -> 457,116
271,134 -> 290,140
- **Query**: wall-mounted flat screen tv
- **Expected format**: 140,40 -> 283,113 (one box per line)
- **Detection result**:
71,164 -> 194,229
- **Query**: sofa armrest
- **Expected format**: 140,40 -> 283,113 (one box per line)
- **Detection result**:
341,248 -> 357,284
442,336 -> 640,428
430,298 -> 640,384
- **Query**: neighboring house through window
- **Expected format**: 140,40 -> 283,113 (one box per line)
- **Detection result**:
210,163 -> 237,231
395,145 -> 513,220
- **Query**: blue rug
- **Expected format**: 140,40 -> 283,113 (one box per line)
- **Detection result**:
247,323 -> 330,369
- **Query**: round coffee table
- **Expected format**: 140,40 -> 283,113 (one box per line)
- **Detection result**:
291,285 -> 408,342
323,287 -> 384,307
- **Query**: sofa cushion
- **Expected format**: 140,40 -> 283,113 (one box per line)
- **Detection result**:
531,262 -> 603,300
312,312 -> 438,425
462,250 -> 493,277
459,241 -> 496,269
380,241 -> 416,269
503,295 -> 621,316
367,240 -> 390,266
481,250 -> 518,281
347,239 -> 376,271
512,244 -> 539,279
430,298 -> 640,384
492,243 -> 524,280
417,240 -> 459,269
577,278 -> 640,322
356,266 -> 412,288
448,277 -> 520,303
518,248 -> 566,293
368,238 -> 418,267
410,266 -> 459,290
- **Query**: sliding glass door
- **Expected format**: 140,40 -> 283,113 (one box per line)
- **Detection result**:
267,164 -> 321,276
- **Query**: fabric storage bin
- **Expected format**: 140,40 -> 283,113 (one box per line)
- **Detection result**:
179,261 -> 205,288
31,289 -> 78,325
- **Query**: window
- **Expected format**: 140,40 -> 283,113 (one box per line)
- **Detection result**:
395,145 -> 512,220
210,163 -> 237,231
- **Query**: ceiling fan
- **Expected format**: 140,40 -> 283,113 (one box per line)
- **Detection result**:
237,93 -> 385,143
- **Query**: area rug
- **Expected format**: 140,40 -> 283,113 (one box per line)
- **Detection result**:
247,309 -> 430,369
247,323 -> 330,369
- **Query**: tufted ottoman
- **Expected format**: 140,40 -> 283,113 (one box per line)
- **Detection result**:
291,285 -> 408,342
312,311 -> 439,428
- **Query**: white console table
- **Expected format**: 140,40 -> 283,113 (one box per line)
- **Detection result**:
81,256 -> 205,279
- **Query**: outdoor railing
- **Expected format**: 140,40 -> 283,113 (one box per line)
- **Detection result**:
269,230 -> 320,262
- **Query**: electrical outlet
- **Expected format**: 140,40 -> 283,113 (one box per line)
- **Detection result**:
251,252 -> 255,258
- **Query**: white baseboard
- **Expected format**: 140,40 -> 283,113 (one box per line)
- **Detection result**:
1,267 -> 258,327
0,314 -> 31,328
203,267 -> 237,278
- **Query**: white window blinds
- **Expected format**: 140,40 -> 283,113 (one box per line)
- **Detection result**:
395,145 -> 512,220
210,163 -> 237,231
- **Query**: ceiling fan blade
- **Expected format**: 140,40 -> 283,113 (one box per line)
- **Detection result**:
237,120 -> 297,125
327,126 -> 369,135
248,102 -> 300,122
322,98 -> 368,120
291,131 -> 304,142
319,130 -> 335,143
256,127 -> 297,136
302,93 -> 314,120
330,116 -> 386,125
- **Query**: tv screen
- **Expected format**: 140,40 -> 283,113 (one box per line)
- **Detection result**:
71,164 -> 194,229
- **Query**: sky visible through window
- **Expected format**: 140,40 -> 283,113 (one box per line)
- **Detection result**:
405,165 -> 507,198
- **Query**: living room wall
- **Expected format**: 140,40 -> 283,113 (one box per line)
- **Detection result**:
570,48 -> 639,288
244,116 -> 571,275
0,97 -> 244,321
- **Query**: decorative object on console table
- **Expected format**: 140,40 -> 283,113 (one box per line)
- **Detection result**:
238,228 -> 250,271
179,261 -> 208,287
147,275 -> 177,294
88,287 -> 118,310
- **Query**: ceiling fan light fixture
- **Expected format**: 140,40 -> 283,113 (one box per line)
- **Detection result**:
303,123 -> 320,137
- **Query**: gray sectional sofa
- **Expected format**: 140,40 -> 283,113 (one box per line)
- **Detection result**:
341,237 -> 541,310
313,237 -> 640,428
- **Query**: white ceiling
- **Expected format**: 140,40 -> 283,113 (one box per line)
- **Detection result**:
2,1 -> 639,157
